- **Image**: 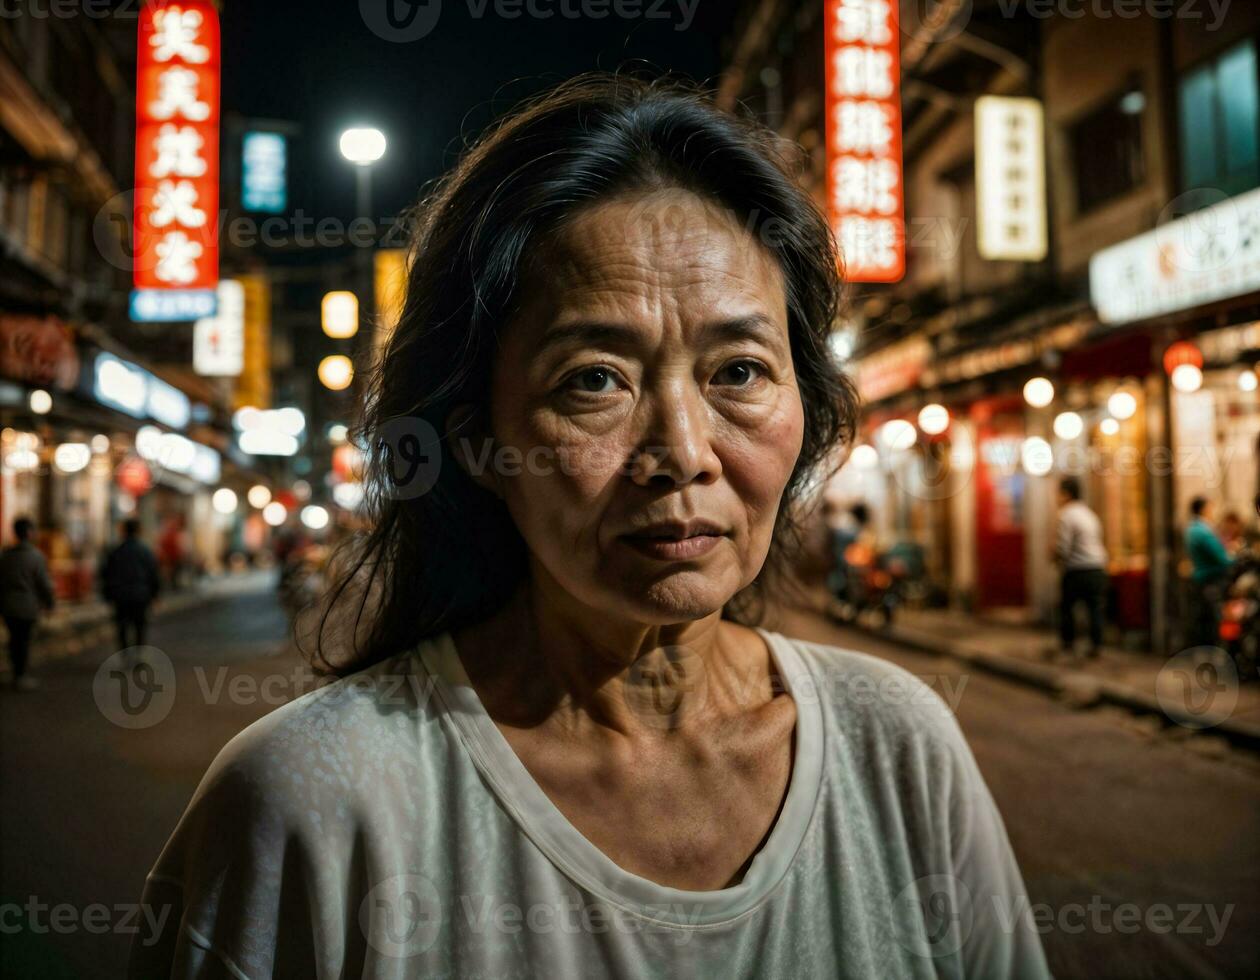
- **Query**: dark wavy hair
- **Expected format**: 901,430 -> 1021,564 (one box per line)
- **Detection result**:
308,72 -> 859,675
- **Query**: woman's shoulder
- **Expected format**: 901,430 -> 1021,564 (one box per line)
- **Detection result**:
183,647 -> 450,823
770,630 -> 965,746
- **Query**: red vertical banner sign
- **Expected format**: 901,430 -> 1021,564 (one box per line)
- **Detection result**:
132,0 -> 221,322
824,0 -> 905,283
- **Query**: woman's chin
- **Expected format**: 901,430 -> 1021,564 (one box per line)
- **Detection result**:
588,570 -> 741,623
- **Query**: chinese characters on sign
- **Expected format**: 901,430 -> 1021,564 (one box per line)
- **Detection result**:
975,96 -> 1047,262
242,131 -> 287,213
133,0 -> 221,322
193,279 -> 246,376
824,0 -> 904,283
1090,185 -> 1260,324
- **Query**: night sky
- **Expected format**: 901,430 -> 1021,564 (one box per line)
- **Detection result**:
220,0 -> 740,229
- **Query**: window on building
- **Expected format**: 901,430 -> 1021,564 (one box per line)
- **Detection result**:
1070,88 -> 1147,214
1179,38 -> 1260,198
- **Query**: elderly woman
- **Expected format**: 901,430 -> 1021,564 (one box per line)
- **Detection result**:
131,75 -> 1050,979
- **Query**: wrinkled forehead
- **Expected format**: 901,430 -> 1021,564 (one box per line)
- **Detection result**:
511,189 -> 789,333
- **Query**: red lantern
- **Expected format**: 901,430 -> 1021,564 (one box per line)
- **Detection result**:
115,457 -> 153,496
1163,341 -> 1203,376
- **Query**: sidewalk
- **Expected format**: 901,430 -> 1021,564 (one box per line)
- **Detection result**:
854,603 -> 1260,751
2,569 -> 277,666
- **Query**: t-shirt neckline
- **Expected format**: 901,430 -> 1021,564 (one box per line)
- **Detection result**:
418,625 -> 824,927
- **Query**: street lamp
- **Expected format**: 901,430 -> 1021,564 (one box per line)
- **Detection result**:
339,127 -> 386,166
339,125 -> 386,230
338,125 -> 386,388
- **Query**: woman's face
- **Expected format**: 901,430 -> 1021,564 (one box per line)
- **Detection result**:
468,188 -> 805,624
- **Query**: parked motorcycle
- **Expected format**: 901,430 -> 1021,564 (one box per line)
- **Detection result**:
1219,548 -> 1260,683
826,541 -> 911,628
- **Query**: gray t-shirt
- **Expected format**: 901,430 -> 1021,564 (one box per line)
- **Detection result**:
1055,501 -> 1108,572
130,628 -> 1052,979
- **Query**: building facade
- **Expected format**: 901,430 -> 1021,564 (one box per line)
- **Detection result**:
720,0 -> 1260,654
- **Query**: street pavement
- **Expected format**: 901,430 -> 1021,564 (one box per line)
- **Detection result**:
1,580 -> 1257,979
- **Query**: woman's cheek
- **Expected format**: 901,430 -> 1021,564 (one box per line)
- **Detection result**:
543,437 -> 633,488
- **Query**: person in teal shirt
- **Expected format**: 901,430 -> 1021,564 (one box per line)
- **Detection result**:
1186,496 -> 1233,647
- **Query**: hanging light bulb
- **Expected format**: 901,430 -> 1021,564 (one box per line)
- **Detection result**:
1023,377 -> 1054,408
918,404 -> 950,435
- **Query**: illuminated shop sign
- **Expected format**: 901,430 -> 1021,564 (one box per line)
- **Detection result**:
1090,185 -> 1260,324
975,96 -> 1047,262
93,353 -> 192,430
824,0 -> 905,283
241,131 -> 287,213
132,0 -> 221,322
193,279 -> 246,376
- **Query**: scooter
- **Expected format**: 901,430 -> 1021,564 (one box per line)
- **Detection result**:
826,542 -> 907,628
1219,548 -> 1260,683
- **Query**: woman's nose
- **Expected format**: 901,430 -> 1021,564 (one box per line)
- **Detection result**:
628,383 -> 722,487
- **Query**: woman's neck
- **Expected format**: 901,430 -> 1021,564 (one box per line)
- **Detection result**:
453,576 -> 777,742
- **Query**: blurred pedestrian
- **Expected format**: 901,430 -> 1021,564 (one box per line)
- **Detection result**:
1185,496 -> 1232,648
100,519 -> 161,654
157,513 -> 188,590
0,516 -> 55,691
827,502 -> 872,603
1053,477 -> 1108,658
1219,510 -> 1245,556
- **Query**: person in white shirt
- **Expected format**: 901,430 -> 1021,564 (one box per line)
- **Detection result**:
131,74 -> 1051,980
1053,477 -> 1109,658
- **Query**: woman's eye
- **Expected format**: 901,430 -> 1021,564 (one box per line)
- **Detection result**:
714,360 -> 765,387
565,366 -> 619,395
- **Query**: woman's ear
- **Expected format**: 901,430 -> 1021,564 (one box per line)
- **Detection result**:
445,403 -> 502,498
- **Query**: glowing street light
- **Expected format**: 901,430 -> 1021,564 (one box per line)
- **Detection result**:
212,488 -> 239,514
319,354 -> 354,391
339,127 -> 386,166
1023,377 -> 1054,408
322,291 -> 359,339
247,484 -> 272,509
918,404 -> 950,435
53,443 -> 91,474
1107,391 -> 1137,420
877,419 -> 916,452
301,505 -> 330,530
340,126 -> 386,355
1171,364 -> 1202,393
849,444 -> 879,469
1021,436 -> 1054,476
1053,411 -> 1083,440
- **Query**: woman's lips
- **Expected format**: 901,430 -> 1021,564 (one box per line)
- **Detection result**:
619,533 -> 724,560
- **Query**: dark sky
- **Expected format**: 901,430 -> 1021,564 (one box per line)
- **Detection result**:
220,0 -> 741,227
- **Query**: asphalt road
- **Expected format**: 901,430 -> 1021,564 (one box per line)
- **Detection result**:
1,584 -> 1257,979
